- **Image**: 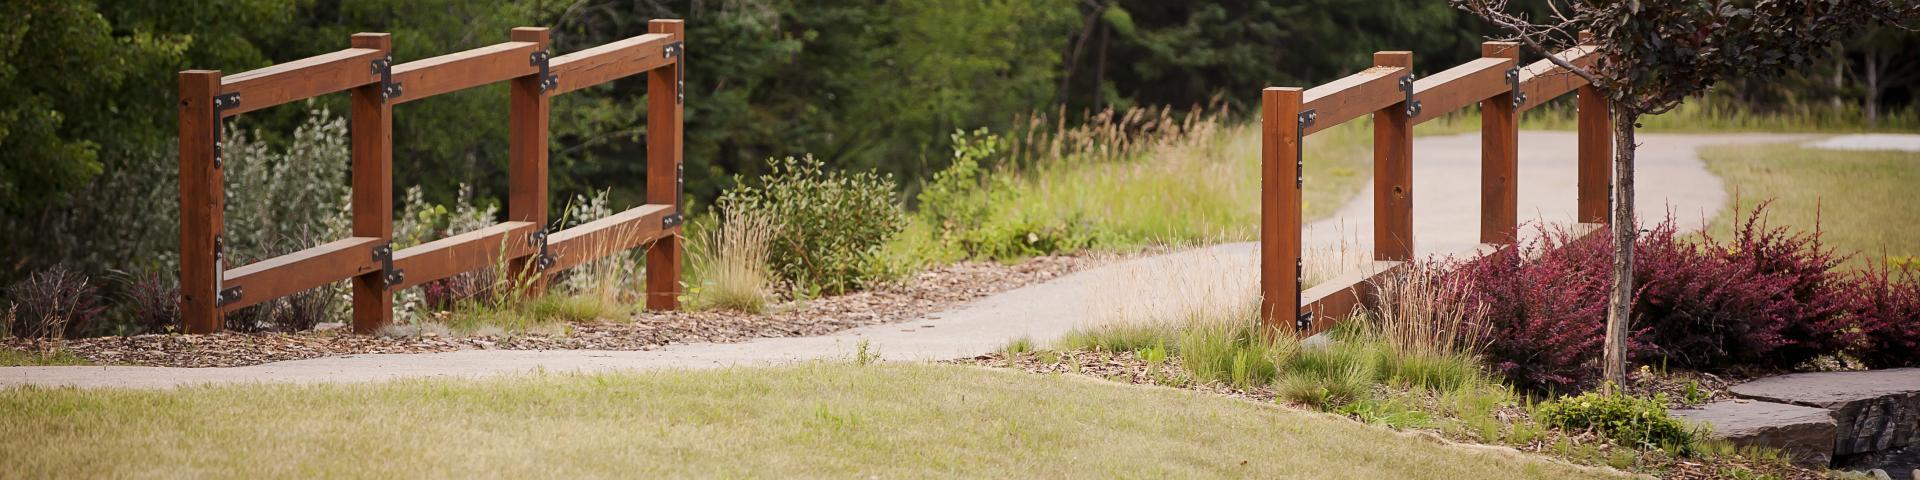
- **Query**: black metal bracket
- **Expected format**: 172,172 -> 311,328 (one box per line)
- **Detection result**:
663,41 -> 684,104
530,50 -> 559,92
1294,109 -> 1316,189
372,244 -> 405,288
211,92 -> 241,168
1505,67 -> 1527,108
1398,74 -> 1422,118
213,237 -> 242,307
1296,305 -> 1313,333
372,55 -> 402,100
527,230 -> 556,271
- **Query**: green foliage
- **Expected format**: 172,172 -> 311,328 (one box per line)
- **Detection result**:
1537,389 -> 1697,452
223,105 -> 353,260
917,129 -> 1096,260
718,156 -> 905,294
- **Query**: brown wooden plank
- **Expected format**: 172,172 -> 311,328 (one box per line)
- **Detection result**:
390,221 -> 541,290
548,32 -> 675,95
349,33 -> 395,333
1578,82 -> 1612,224
219,48 -> 386,117
1299,260 -> 1408,337
1300,65 -> 1407,136
389,41 -> 541,105
178,70 -> 223,333
507,28 -> 553,294
1261,87 -> 1304,335
548,204 -> 673,272
1409,57 -> 1514,125
645,20 -> 685,311
1516,45 -> 1599,112
1372,51 -> 1414,262
1481,42 -> 1521,245
220,237 -> 383,311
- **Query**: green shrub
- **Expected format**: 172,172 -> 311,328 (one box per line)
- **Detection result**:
917,129 -> 1096,260
1537,389 -> 1696,452
718,155 -> 906,295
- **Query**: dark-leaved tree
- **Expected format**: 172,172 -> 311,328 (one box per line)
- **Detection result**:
1454,0 -> 1919,388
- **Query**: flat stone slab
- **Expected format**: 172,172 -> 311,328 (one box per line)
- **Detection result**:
1673,400 -> 1838,467
1732,369 -> 1920,457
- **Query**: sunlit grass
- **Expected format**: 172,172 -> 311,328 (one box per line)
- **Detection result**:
1701,144 -> 1920,269
0,363 -> 1620,479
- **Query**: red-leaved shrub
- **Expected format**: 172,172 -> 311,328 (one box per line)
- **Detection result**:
1854,264 -> 1920,368
1632,208 -> 1856,371
1454,227 -> 1614,392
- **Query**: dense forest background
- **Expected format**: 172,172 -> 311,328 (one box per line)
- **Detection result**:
2,0 -> 1915,283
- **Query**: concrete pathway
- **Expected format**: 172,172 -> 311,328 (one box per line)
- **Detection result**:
1803,133 -> 1920,152
1,131 -> 1810,389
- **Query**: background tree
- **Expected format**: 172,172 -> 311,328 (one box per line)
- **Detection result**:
1455,0 -> 1920,388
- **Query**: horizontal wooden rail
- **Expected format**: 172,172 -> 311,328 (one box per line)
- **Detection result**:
390,221 -> 541,290
1262,42 -> 1611,338
1515,45 -> 1599,112
390,41 -> 543,104
548,33 -> 675,95
1301,66 -> 1407,136
221,237 -> 385,310
219,48 -> 387,117
546,204 -> 673,272
1409,57 -> 1514,125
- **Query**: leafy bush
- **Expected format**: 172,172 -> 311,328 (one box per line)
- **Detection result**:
4,265 -> 106,339
1538,390 -> 1695,452
1633,208 -> 1857,370
117,271 -> 180,335
1454,227 -> 1613,393
718,155 -> 905,294
1854,264 -> 1920,368
917,129 -> 1096,260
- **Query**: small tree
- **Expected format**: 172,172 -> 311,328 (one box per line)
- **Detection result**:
1454,0 -> 1919,388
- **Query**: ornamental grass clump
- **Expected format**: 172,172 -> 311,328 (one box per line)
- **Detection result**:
4,265 -> 105,339
692,204 -> 778,312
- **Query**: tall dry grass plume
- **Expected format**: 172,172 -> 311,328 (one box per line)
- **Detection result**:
1365,262 -> 1492,357
692,204 -> 777,312
1009,99 -> 1228,168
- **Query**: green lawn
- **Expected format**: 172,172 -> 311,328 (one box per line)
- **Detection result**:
1701,144 -> 1920,268
0,363 -> 1618,479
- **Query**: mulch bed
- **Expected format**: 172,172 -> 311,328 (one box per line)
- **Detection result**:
961,349 -> 1829,480
5,254 -> 1106,368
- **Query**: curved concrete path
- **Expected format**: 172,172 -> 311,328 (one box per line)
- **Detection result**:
2,132 -> 1811,389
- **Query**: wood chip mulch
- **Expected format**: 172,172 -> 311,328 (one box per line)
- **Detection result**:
4,254 -> 1105,368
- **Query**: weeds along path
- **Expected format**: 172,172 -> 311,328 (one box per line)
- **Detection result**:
1,131 -> 1810,389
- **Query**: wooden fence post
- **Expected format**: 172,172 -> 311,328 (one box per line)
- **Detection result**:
1373,51 -> 1414,261
350,33 -> 395,334
178,70 -> 224,333
1480,42 -> 1521,245
1261,87 -> 1304,334
1576,33 -> 1612,224
509,27 -> 553,293
645,19 -> 685,311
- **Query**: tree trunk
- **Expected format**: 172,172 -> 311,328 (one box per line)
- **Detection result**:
1866,45 -> 1882,127
1604,110 -> 1638,391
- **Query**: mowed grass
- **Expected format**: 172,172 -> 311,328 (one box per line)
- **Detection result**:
1701,144 -> 1920,268
0,363 -> 1618,479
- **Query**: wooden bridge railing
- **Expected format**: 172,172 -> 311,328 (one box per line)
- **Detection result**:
1262,39 -> 1612,336
178,20 -> 688,334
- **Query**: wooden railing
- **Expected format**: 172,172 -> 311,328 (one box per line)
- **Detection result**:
1262,40 -> 1612,336
177,20 -> 688,334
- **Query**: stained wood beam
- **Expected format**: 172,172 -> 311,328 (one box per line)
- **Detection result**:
1300,65 -> 1408,136
390,221 -> 541,290
547,204 -> 673,272
1409,57 -> 1515,125
221,237 -> 384,311
547,33 -> 675,95
219,48 -> 386,117
390,41 -> 542,104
